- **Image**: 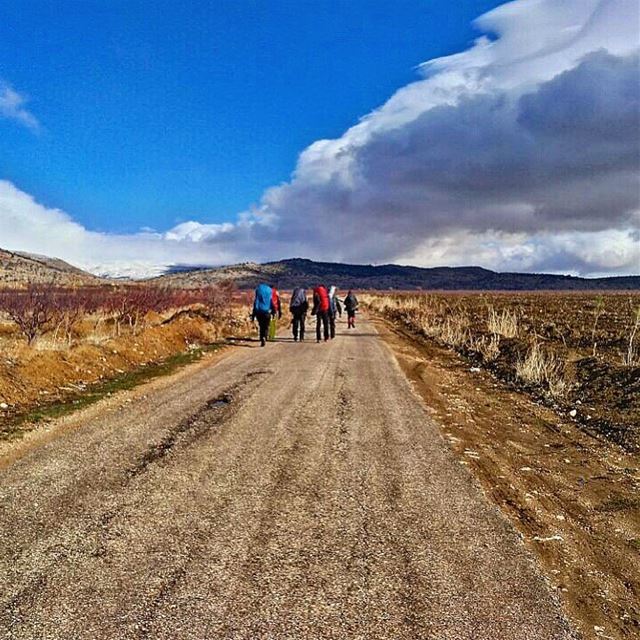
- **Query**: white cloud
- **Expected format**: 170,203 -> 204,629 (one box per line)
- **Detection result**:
163,221 -> 236,242
0,0 -> 638,277
0,82 -> 39,131
0,180 -> 238,278
399,227 -> 640,276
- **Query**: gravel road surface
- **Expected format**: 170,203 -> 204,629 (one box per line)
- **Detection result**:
0,316 -> 576,639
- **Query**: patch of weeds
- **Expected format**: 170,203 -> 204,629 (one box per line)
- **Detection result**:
0,343 -> 223,441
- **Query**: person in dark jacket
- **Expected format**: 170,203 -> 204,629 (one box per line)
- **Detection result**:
312,285 -> 330,343
289,287 -> 308,342
327,285 -> 342,339
251,283 -> 276,347
344,290 -> 358,328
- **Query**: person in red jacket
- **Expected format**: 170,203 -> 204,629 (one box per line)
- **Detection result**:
312,285 -> 330,343
268,285 -> 282,341
271,286 -> 282,319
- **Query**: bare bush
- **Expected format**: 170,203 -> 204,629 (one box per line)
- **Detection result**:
51,288 -> 91,345
623,305 -> 640,366
202,281 -> 236,320
0,283 -> 241,344
0,285 -> 57,343
591,295 -> 605,357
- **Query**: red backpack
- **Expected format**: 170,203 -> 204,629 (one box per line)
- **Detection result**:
314,286 -> 330,313
271,288 -> 281,313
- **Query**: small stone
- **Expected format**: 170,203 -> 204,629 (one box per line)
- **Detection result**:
0,402 -> 7,409
569,409 -> 577,417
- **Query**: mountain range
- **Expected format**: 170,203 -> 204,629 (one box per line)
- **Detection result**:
157,258 -> 640,291
0,250 -> 638,290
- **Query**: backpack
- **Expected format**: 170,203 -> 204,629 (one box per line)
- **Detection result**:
254,283 -> 273,313
314,286 -> 330,313
345,293 -> 358,311
290,287 -> 307,309
271,288 -> 281,313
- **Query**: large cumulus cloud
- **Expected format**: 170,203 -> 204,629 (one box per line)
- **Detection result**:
203,0 -> 638,273
1,0 -> 639,277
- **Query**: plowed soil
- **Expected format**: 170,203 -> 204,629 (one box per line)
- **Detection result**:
375,317 -> 639,640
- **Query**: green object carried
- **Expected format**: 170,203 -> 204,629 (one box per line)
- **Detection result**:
268,317 -> 277,341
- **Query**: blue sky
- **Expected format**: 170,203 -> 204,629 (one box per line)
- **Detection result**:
0,0 -> 637,277
0,0 -> 500,234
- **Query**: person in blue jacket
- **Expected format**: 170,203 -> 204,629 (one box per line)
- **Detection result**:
251,283 -> 276,346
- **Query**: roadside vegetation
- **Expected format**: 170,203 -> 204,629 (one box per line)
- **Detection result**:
365,292 -> 640,450
0,282 -> 252,429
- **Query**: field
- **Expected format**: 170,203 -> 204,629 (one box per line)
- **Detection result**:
365,291 -> 640,451
0,283 -> 252,434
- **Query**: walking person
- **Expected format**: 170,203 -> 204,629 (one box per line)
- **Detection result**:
289,286 -> 308,342
312,284 -> 330,343
328,286 -> 342,339
344,290 -> 359,328
251,283 -> 275,347
268,285 -> 282,341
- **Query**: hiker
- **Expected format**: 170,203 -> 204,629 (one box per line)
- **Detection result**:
251,283 -> 276,347
269,285 -> 283,341
328,285 -> 342,339
289,286 -> 309,342
312,284 -> 331,343
344,290 -> 358,328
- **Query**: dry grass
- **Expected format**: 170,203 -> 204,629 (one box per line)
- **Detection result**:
367,291 -> 640,450
470,333 -> 501,362
487,306 -> 519,338
362,294 -> 580,397
515,342 -> 566,397
0,302 -> 253,412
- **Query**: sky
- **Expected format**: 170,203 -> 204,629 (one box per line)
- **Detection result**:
0,0 -> 638,278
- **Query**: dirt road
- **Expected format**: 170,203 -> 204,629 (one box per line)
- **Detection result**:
1,316 -> 576,639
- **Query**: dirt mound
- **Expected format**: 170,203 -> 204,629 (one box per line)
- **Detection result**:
0,312 -> 252,436
571,358 -> 640,449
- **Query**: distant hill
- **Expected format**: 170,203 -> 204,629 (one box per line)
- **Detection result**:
1,250 -> 637,290
0,248 -> 105,287
156,258 -> 640,291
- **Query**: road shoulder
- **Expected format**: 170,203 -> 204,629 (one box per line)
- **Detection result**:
0,342 -> 240,469
373,315 -> 640,640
